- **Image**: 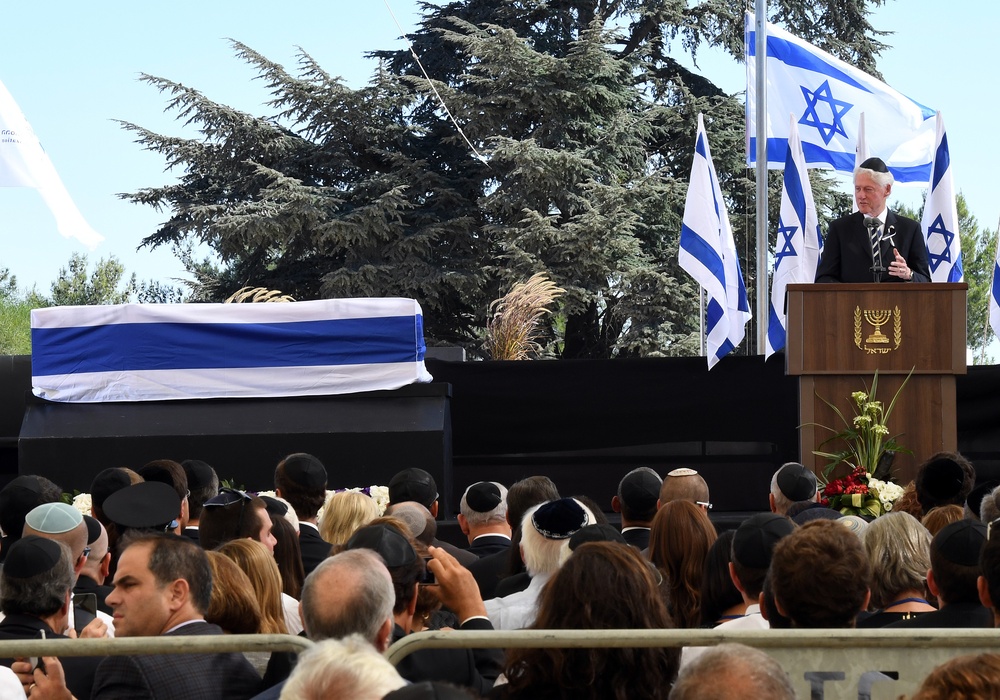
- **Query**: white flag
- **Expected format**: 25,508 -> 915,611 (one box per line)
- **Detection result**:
745,13 -> 936,184
0,78 -> 102,247
679,114 -> 751,369
852,112 -> 869,213
766,117 -> 823,358
921,113 -> 962,283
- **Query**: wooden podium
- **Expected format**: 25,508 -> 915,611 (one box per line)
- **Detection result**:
786,283 -> 967,485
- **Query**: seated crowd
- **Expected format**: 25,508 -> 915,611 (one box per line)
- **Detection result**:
2,451 -> 999,699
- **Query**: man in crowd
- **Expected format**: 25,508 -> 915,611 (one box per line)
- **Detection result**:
0,537 -> 105,699
815,156 -> 930,283
0,475 -> 62,562
658,468 -> 711,512
21,533 -> 262,699
485,497 -> 594,630
611,467 -> 661,550
136,461 -> 189,536
888,519 -> 993,628
199,488 -> 277,554
274,453 -> 330,575
467,476 -> 560,599
387,468 -> 476,566
669,643 -> 796,700
73,516 -> 114,615
180,459 -> 219,543
346,523 -> 502,694
769,519 -> 870,628
914,452 -> 977,516
768,463 -> 818,516
458,481 -> 511,558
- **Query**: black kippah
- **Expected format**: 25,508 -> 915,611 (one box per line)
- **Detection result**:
282,454 -> 327,490
4,535 -> 63,579
466,482 -> 502,513
859,157 -> 889,173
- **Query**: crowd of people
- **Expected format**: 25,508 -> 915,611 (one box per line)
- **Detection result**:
0,450 -> 998,699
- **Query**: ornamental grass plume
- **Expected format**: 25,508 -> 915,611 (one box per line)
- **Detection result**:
484,273 -> 565,360
224,286 -> 295,303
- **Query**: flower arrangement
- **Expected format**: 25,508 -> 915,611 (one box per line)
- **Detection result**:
813,369 -> 912,517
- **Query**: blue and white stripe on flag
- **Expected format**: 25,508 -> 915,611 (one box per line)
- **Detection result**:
766,117 -> 823,359
745,13 -> 936,184
921,112 -> 963,283
990,238 -> 1000,345
31,298 -> 432,403
679,113 -> 751,369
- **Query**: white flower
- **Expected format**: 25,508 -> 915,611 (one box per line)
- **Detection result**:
869,478 -> 904,512
72,492 -> 92,517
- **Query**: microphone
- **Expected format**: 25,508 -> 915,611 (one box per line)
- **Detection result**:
863,216 -> 878,231
865,216 -> 885,281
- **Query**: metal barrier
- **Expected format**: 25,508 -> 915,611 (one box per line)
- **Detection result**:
0,634 -> 313,659
385,628 -> 1000,700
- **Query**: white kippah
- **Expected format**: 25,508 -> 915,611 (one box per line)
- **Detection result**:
667,468 -> 699,478
25,502 -> 83,534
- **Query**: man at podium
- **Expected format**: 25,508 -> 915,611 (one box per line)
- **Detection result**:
815,157 -> 931,284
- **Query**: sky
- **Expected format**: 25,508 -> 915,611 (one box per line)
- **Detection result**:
0,1 -> 995,298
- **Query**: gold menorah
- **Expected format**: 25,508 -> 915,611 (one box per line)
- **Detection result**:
864,309 -> 892,344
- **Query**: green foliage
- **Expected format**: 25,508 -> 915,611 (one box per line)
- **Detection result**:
117,0 -> 893,358
50,253 -> 138,307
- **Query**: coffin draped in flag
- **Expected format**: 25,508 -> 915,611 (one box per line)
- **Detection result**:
679,113 -> 751,369
30,299 -> 433,403
921,112 -> 963,283
766,117 -> 823,359
0,78 -> 103,247
745,14 -> 936,184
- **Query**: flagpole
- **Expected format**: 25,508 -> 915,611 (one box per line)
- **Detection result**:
754,0 -> 768,355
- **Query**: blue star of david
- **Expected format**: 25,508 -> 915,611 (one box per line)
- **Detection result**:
799,80 -> 853,145
774,220 -> 798,269
925,213 -> 955,273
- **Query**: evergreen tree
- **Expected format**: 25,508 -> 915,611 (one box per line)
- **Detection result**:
50,254 -> 137,307
119,0 -> 892,357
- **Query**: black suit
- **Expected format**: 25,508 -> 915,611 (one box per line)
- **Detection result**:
621,527 -> 651,551
392,617 -> 502,694
0,614 -> 104,700
297,524 -> 332,577
91,621 -> 261,699
884,601 -> 993,629
815,210 -> 931,283
467,534 -> 511,559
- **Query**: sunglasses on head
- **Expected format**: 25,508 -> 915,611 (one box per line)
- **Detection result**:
204,487 -> 253,540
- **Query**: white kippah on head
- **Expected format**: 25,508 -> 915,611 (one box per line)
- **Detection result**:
25,502 -> 83,534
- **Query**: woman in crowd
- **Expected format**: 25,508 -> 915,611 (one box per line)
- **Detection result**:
648,501 -> 718,628
218,538 -> 289,635
698,530 -> 744,627
319,491 -> 381,546
858,511 -> 935,627
270,515 -> 305,600
492,541 -> 679,699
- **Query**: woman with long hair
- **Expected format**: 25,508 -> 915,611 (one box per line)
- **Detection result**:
648,500 -> 718,629
699,529 -> 745,627
218,538 -> 288,635
492,541 -> 680,700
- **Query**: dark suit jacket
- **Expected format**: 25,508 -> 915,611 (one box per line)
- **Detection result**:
467,534 -> 511,559
297,524 -> 332,577
815,210 -> 931,283
884,601 -> 993,629
0,614 -> 104,700
392,617 -> 502,694
468,549 -> 516,600
621,527 -> 651,551
181,527 -> 201,545
91,621 -> 261,700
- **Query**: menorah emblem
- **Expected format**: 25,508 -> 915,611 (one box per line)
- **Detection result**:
864,309 -> 891,344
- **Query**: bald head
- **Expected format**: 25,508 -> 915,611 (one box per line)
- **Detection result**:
669,644 -> 795,700
658,469 -> 709,509
301,549 -> 395,650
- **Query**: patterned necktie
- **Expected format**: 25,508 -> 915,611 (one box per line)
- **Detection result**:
869,217 -> 883,263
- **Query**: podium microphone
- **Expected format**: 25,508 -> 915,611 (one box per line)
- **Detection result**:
865,216 -> 885,282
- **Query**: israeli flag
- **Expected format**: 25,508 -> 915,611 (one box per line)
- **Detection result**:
30,298 -> 432,403
766,117 -> 823,359
679,113 -> 751,369
745,14 -> 936,184
921,113 -> 963,283
990,242 -> 1000,345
